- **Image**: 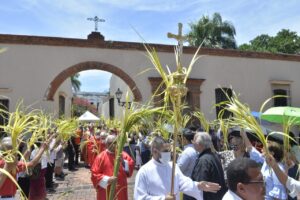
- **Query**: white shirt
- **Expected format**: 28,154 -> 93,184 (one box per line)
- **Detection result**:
49,139 -> 56,163
250,148 -> 287,200
134,158 -> 203,200
222,190 -> 242,200
30,148 -> 48,169
286,176 -> 300,198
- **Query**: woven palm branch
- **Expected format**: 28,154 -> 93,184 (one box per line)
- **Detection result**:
108,94 -> 166,200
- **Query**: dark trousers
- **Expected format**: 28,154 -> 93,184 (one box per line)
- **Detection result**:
141,149 -> 151,165
67,142 -> 75,169
183,194 -> 196,200
45,162 -> 54,188
74,144 -> 80,165
18,176 -> 30,198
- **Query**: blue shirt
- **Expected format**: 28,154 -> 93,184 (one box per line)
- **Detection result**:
250,148 -> 287,200
140,137 -> 150,152
177,144 -> 198,177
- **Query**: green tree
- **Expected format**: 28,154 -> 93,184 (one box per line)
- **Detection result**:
239,29 -> 300,54
187,12 -> 237,49
239,34 -> 276,53
271,29 -> 300,54
71,73 -> 81,92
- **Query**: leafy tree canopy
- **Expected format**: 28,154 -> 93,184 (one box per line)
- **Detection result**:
239,29 -> 300,54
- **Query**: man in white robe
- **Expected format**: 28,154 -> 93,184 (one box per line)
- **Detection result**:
134,136 -> 221,200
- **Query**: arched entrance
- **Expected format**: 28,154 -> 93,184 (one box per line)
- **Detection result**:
46,61 -> 142,102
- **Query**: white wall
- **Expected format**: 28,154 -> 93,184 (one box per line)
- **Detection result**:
101,100 -> 110,119
109,74 -> 133,120
1,42 -> 300,122
54,78 -> 72,118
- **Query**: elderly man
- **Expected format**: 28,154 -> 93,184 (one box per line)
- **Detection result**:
0,136 -> 51,199
91,134 -> 134,200
134,136 -> 221,200
223,157 -> 265,200
191,132 -> 227,200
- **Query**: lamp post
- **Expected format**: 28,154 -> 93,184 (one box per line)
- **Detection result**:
115,88 -> 131,109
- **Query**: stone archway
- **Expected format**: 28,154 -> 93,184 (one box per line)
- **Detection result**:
46,61 -> 142,102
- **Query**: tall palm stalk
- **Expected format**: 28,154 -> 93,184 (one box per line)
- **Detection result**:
143,33 -> 202,196
108,94 -> 165,200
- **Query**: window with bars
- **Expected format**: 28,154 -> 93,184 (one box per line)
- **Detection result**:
273,89 -> 289,107
215,88 -> 232,119
270,81 -> 291,107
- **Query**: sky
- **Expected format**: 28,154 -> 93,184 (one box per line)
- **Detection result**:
1,0 -> 300,92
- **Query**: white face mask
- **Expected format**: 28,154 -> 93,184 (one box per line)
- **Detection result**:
159,152 -> 171,164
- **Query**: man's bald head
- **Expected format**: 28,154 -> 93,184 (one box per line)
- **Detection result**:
0,137 -> 13,151
106,135 -> 117,153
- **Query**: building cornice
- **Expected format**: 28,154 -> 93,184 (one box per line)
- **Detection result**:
1,33 -> 300,62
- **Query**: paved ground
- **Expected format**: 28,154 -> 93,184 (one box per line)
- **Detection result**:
15,162 -> 136,200
46,163 -> 136,200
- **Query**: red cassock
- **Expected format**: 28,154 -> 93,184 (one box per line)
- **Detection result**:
87,136 -> 106,167
0,160 -> 26,196
91,150 -> 134,200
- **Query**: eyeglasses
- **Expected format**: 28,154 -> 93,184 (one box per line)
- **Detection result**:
247,181 -> 264,184
244,180 -> 265,187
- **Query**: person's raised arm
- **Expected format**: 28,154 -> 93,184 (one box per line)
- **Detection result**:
265,154 -> 300,198
26,134 -> 55,168
241,129 -> 265,164
266,154 -> 288,186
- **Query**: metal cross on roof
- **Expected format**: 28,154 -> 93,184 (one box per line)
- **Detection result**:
167,23 -> 188,68
87,16 -> 105,32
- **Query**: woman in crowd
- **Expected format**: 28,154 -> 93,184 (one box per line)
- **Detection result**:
218,128 -> 249,182
266,154 -> 300,199
29,142 -> 48,200
242,130 -> 287,200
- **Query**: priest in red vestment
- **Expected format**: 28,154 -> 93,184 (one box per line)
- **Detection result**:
87,131 -> 107,167
91,134 -> 134,200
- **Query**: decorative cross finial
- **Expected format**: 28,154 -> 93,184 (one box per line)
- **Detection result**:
167,23 -> 188,69
87,16 -> 105,32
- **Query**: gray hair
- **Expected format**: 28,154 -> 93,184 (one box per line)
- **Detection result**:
151,136 -> 166,153
194,132 -> 212,149
105,134 -> 117,144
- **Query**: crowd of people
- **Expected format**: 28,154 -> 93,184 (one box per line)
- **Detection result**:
2,122 -> 300,200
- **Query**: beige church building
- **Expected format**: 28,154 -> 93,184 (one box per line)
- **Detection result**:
1,32 -> 300,124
